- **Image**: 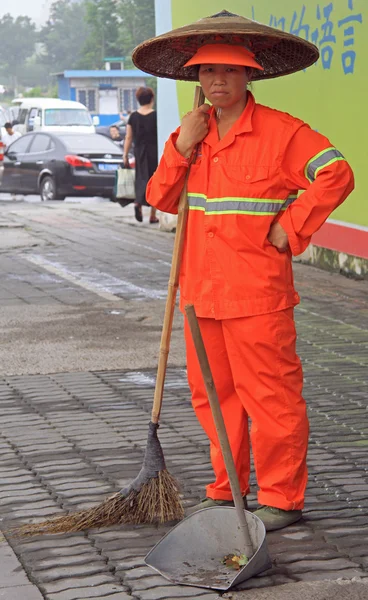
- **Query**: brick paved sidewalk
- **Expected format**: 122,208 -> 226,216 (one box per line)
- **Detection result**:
0,287 -> 368,599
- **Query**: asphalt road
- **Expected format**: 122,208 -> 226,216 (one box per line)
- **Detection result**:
0,192 -> 186,376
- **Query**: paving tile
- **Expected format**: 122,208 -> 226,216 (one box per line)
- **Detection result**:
234,573 -> 296,590
16,537 -> 90,553
0,586 -> 44,599
0,542 -> 32,588
284,557 -> 363,574
40,574 -> 116,594
128,575 -> 172,590
46,584 -> 130,600
294,569 -> 368,581
33,562 -> 110,582
135,586 -> 217,599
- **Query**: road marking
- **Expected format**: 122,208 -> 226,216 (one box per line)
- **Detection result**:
118,370 -> 187,388
108,235 -> 172,258
25,255 -> 167,302
25,255 -> 121,302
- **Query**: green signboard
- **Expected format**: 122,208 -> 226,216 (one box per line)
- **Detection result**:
171,0 -> 366,229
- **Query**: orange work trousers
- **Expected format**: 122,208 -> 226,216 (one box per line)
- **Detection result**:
184,308 -> 309,511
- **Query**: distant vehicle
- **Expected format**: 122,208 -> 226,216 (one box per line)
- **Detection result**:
0,105 -> 10,140
96,119 -> 127,140
1,132 -> 125,201
9,97 -> 23,125
8,105 -> 21,125
0,105 -> 10,127
0,125 -> 3,185
13,98 -> 98,135
0,107 -> 9,168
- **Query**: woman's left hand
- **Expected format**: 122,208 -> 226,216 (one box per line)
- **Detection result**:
267,222 -> 289,252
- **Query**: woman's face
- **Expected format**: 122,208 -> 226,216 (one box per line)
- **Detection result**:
198,64 -> 249,110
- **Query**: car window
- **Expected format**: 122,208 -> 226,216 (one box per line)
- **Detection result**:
44,109 -> 92,126
58,134 -> 121,153
18,109 -> 27,125
10,107 -> 20,121
27,108 -> 38,132
28,134 -> 52,153
6,136 -> 32,153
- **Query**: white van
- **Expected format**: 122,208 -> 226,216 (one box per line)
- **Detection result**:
13,98 -> 98,135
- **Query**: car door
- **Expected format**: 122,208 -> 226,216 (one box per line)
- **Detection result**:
1,135 -> 33,193
23,134 -> 53,192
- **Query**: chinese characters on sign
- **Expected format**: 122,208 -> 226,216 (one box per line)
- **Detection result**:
338,0 -> 363,73
265,1 -> 362,74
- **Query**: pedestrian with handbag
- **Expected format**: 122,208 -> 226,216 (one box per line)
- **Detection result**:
123,87 -> 159,223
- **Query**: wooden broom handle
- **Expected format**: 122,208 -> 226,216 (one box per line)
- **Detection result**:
184,304 -> 254,556
151,85 -> 205,423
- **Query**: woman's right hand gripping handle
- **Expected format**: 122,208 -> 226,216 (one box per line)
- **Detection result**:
175,104 -> 211,158
146,104 -> 211,214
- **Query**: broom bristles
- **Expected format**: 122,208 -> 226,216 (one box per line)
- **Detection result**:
12,469 -> 184,537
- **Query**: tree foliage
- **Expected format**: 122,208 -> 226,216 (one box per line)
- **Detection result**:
0,0 -> 155,90
82,0 -> 155,69
40,0 -> 91,72
16,59 -> 50,89
0,14 -> 36,83
116,0 -> 155,62
81,0 -> 120,69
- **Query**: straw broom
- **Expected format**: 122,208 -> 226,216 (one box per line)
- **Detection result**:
14,86 -> 205,536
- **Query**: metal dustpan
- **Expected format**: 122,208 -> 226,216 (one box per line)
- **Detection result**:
145,505 -> 271,590
145,306 -> 272,591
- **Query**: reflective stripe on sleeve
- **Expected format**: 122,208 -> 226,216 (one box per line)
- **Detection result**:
281,194 -> 298,210
305,147 -> 345,183
187,193 -> 298,215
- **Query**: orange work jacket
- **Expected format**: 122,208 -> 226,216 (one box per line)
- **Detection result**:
147,92 -> 354,319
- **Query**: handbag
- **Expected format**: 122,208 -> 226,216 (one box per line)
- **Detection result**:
115,167 -> 136,200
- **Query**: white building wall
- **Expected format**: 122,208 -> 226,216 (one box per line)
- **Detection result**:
154,0 -> 180,231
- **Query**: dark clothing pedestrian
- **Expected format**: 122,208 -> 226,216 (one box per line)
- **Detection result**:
128,111 -> 158,207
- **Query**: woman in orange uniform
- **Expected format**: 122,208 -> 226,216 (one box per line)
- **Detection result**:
140,11 -> 354,531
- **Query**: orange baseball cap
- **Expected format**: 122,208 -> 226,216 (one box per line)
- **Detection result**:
184,43 -> 264,70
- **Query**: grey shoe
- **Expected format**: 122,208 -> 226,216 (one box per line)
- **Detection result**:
253,505 -> 302,531
186,496 -> 248,516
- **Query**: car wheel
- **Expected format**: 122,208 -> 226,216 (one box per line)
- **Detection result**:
40,176 -> 65,201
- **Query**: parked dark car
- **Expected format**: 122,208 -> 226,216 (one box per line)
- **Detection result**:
0,132 -> 125,201
96,119 -> 126,140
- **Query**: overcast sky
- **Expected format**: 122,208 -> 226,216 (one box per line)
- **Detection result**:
0,0 -> 52,25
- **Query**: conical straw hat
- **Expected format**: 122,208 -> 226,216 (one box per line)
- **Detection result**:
132,9 -> 319,81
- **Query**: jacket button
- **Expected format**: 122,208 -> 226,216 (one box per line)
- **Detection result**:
208,232 -> 214,238
213,157 -> 218,163
245,174 -> 250,179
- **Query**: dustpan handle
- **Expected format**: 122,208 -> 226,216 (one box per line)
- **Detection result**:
185,304 -> 254,557
151,86 -> 205,424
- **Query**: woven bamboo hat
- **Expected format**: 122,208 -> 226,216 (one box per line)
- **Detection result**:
132,9 -> 319,81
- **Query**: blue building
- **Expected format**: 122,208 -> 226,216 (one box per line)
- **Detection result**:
56,60 -> 147,126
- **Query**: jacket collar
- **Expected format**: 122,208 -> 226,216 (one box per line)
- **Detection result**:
204,91 -> 255,151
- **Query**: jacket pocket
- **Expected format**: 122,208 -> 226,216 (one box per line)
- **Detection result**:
225,165 -> 270,185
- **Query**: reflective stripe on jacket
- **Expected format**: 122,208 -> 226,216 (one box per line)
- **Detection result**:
147,93 -> 354,319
